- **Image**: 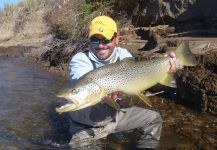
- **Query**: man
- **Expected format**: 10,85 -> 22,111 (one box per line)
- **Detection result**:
67,15 -> 176,149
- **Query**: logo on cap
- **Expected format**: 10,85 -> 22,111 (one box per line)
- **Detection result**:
95,21 -> 105,25
98,27 -> 103,32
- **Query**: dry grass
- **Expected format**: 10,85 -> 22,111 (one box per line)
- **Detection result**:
1,0 -> 138,41
3,0 -> 51,13
46,0 -> 116,40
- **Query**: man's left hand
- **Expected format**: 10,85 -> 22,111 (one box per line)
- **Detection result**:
108,92 -> 121,101
167,51 -> 177,73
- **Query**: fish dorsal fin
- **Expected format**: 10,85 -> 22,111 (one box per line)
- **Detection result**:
159,74 -> 177,88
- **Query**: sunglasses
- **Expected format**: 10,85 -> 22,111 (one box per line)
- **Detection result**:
90,37 -> 113,45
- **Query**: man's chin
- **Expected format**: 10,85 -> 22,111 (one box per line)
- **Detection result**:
97,54 -> 108,60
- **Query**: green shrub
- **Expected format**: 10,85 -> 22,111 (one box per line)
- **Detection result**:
47,0 -> 116,40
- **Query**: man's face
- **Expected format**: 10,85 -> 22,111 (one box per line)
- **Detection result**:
89,34 -> 116,60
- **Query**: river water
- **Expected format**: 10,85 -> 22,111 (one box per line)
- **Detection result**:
0,56 -> 70,150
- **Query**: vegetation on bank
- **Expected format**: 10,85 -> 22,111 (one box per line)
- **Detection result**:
1,0 -> 138,42
46,0 -> 138,41
0,0 -> 139,66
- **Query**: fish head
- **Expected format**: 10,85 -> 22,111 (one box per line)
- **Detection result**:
56,82 -> 103,113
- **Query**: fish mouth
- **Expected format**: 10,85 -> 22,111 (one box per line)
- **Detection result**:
56,95 -> 80,114
56,102 -> 77,114
57,93 -> 79,105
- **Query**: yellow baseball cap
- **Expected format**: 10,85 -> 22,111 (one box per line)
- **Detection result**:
89,15 -> 117,40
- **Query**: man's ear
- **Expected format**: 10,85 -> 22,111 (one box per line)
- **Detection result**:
115,32 -> 120,44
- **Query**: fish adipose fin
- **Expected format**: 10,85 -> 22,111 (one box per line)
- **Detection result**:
175,40 -> 197,67
137,92 -> 152,107
103,97 -> 126,113
159,73 -> 177,88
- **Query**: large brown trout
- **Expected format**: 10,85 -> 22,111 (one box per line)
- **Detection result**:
56,41 -> 197,113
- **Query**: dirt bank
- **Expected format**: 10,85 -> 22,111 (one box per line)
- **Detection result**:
177,50 -> 217,115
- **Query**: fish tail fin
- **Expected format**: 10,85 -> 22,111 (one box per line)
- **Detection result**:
175,40 -> 197,66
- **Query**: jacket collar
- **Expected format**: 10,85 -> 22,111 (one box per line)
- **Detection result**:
88,46 -> 118,64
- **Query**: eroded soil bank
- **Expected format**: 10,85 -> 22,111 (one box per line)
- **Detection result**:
177,51 -> 217,114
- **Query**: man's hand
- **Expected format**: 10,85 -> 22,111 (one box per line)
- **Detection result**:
167,51 -> 177,73
107,92 -> 121,100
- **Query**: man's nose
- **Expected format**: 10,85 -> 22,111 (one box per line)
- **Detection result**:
98,43 -> 106,48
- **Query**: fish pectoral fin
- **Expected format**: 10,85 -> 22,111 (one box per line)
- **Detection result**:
103,97 -> 125,113
159,74 -> 177,88
137,92 -> 152,107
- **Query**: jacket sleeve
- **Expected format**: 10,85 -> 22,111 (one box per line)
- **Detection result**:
69,52 -> 93,84
117,47 -> 133,60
